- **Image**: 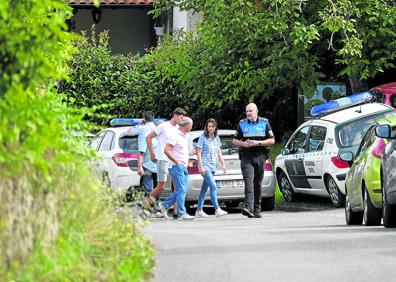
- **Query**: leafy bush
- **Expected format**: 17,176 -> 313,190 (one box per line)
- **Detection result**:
0,1 -> 154,280
59,30 -> 254,130
59,29 -> 196,126
58,29 -> 139,126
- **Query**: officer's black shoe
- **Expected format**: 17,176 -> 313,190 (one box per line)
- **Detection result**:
254,212 -> 262,218
241,208 -> 254,218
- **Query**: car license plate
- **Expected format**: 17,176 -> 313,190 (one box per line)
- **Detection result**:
217,180 -> 244,189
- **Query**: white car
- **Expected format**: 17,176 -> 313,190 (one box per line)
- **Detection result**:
161,130 -> 277,211
88,126 -> 141,191
275,102 -> 396,207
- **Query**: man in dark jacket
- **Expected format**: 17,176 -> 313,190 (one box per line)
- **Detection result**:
232,103 -> 275,218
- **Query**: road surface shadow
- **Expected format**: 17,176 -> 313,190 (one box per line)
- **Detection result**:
275,195 -> 334,212
194,195 -> 334,215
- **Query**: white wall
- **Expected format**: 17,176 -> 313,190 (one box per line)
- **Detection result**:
172,6 -> 188,32
172,6 -> 202,33
71,8 -> 154,55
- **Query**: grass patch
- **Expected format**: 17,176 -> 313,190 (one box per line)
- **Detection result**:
7,179 -> 155,282
269,142 -> 285,205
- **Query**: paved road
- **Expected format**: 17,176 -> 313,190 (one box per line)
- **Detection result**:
143,207 -> 396,282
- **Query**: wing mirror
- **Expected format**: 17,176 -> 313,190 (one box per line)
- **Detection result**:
339,152 -> 353,163
375,124 -> 393,139
281,148 -> 290,155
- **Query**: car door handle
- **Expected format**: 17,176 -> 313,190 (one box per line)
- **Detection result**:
298,158 -> 303,162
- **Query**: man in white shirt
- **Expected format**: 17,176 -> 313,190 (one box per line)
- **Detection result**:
146,108 -> 187,205
158,117 -> 195,220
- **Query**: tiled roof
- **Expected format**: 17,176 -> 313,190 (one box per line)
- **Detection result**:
68,0 -> 154,5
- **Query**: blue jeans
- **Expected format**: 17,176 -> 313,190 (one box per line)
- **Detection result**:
160,164 -> 188,217
142,168 -> 154,192
197,170 -> 220,210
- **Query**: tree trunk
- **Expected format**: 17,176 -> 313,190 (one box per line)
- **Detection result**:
349,73 -> 368,93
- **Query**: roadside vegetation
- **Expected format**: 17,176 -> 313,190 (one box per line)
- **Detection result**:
0,1 -> 154,281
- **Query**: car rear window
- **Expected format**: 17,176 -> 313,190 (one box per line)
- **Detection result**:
193,134 -> 238,155
336,109 -> 396,151
119,136 -> 139,153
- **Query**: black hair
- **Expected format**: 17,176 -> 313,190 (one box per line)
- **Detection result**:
203,118 -> 218,138
143,111 -> 154,122
173,107 -> 187,116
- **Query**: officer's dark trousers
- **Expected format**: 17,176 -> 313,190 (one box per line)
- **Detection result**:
241,154 -> 265,213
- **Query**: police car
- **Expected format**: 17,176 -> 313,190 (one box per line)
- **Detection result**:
88,118 -> 164,191
275,92 -> 396,207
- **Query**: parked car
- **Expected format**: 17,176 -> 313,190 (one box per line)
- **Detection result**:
72,131 -> 96,145
275,101 -> 396,207
370,81 -> 396,108
340,117 -> 393,226
88,124 -> 141,191
161,129 -> 277,211
373,118 -> 396,227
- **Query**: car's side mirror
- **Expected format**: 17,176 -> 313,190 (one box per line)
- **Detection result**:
281,148 -> 290,155
375,124 -> 392,139
339,152 -> 353,163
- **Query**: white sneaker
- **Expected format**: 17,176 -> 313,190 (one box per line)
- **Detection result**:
215,208 -> 228,217
177,213 -> 195,221
195,209 -> 209,218
154,211 -> 164,218
158,202 -> 169,219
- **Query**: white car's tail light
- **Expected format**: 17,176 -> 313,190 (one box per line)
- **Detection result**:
331,156 -> 349,168
264,160 -> 273,171
112,153 -> 139,169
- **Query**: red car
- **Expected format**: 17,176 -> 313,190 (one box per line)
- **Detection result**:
370,82 -> 396,108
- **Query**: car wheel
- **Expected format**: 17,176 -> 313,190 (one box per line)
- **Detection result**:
345,193 -> 363,225
326,176 -> 345,208
261,196 -> 275,211
124,186 -> 135,203
383,189 -> 396,228
278,171 -> 295,202
363,188 -> 381,226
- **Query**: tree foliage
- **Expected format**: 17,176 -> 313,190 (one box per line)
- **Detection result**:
320,0 -> 396,91
62,0 -> 396,137
154,0 -> 396,94
155,0 -> 322,107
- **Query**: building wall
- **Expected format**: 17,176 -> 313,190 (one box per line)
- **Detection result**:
173,7 -> 201,33
71,8 -> 155,55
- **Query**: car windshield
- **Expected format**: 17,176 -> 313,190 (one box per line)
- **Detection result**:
336,110 -> 396,151
119,136 -> 139,153
193,134 -> 238,155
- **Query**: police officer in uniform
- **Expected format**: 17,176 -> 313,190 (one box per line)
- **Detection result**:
232,103 -> 275,218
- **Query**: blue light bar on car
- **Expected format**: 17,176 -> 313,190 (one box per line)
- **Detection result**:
110,118 -> 142,127
153,118 -> 167,125
310,91 -> 373,117
110,118 -> 168,127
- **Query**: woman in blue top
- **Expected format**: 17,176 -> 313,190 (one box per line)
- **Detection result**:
195,118 -> 228,217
